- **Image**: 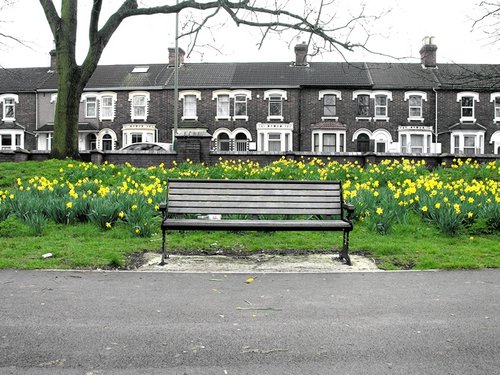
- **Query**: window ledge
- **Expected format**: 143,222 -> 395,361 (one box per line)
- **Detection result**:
233,116 -> 249,121
494,118 -> 500,123
182,116 -> 198,121
460,117 -> 476,123
321,116 -> 339,121
2,118 -> 15,122
407,117 -> 424,123
355,116 -> 372,122
215,116 -> 231,121
374,116 -> 390,122
267,116 -> 284,122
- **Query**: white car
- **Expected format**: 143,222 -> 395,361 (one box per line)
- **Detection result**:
119,142 -> 173,152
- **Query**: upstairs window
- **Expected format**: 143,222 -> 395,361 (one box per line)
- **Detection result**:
233,90 -> 252,120
129,92 -> 150,121
85,96 -> 97,118
404,91 -> 427,122
99,92 -> 117,121
457,92 -> 479,122
490,93 -> 500,122
323,95 -> 337,117
0,94 -> 18,121
357,95 -> 370,117
373,91 -> 392,120
180,91 -> 201,121
234,95 -> 247,117
264,90 -> 287,121
217,95 -> 230,119
269,96 -> 282,117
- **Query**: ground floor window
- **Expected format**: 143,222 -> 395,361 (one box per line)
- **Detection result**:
312,131 -> 345,153
122,124 -> 156,148
399,127 -> 433,154
450,131 -> 484,155
256,123 -> 293,152
0,131 -> 23,150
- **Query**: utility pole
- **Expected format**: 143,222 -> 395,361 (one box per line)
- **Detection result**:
173,0 -> 180,150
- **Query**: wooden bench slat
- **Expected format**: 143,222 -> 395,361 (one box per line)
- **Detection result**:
163,219 -> 351,231
167,188 -> 341,197
168,181 -> 341,190
168,201 -> 342,209
168,194 -> 342,203
167,207 -> 342,215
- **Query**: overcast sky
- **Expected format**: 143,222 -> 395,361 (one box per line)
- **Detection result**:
1,0 -> 499,68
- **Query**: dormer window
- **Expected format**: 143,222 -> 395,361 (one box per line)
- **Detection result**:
457,92 -> 479,123
0,94 -> 18,121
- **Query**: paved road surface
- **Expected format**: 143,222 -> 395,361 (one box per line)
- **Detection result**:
0,269 -> 499,374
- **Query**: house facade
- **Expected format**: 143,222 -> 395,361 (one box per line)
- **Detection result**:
1,38 -> 500,156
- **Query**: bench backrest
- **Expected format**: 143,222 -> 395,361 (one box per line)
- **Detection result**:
167,179 -> 345,218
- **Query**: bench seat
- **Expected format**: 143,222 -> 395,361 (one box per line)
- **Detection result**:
159,179 -> 355,266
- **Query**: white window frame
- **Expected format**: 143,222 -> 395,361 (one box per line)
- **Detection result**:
457,92 -> 479,123
99,92 -> 117,121
373,91 -> 392,121
352,90 -> 372,121
450,130 -> 485,155
81,93 -> 98,119
404,91 -> 427,122
490,93 -> 500,122
233,90 -> 252,121
489,131 -> 500,154
319,90 -> 342,121
311,130 -> 346,153
0,94 -> 18,122
128,91 -> 150,121
212,90 -> 232,120
264,90 -> 287,121
179,90 -> 201,121
122,123 -> 157,147
0,129 -> 23,150
256,122 -> 293,152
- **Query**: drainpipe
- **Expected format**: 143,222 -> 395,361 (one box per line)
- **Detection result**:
433,87 -> 438,152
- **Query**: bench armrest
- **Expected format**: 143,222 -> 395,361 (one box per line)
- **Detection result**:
343,202 -> 355,221
159,202 -> 167,220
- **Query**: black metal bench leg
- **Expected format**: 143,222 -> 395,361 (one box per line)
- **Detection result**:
340,230 -> 352,266
159,230 -> 168,266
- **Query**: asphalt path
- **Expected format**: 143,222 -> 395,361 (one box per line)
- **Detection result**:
0,269 -> 499,374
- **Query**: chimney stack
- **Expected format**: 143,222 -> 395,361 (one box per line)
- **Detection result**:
168,47 -> 185,67
49,49 -> 57,70
294,42 -> 308,66
419,36 -> 437,68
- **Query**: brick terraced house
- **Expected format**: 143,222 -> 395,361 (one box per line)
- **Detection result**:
1,38 -> 500,156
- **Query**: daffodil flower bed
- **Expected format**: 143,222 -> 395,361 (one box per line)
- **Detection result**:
0,157 -> 499,237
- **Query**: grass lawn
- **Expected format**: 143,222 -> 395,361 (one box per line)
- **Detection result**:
0,216 -> 498,270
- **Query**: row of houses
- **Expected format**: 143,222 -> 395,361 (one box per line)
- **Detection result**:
1,37 -> 500,156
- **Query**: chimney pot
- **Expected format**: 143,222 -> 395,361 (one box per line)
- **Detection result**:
168,47 -> 185,67
49,49 -> 57,70
419,36 -> 437,68
294,42 -> 308,66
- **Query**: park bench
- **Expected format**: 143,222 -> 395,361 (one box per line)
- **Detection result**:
159,179 -> 355,266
